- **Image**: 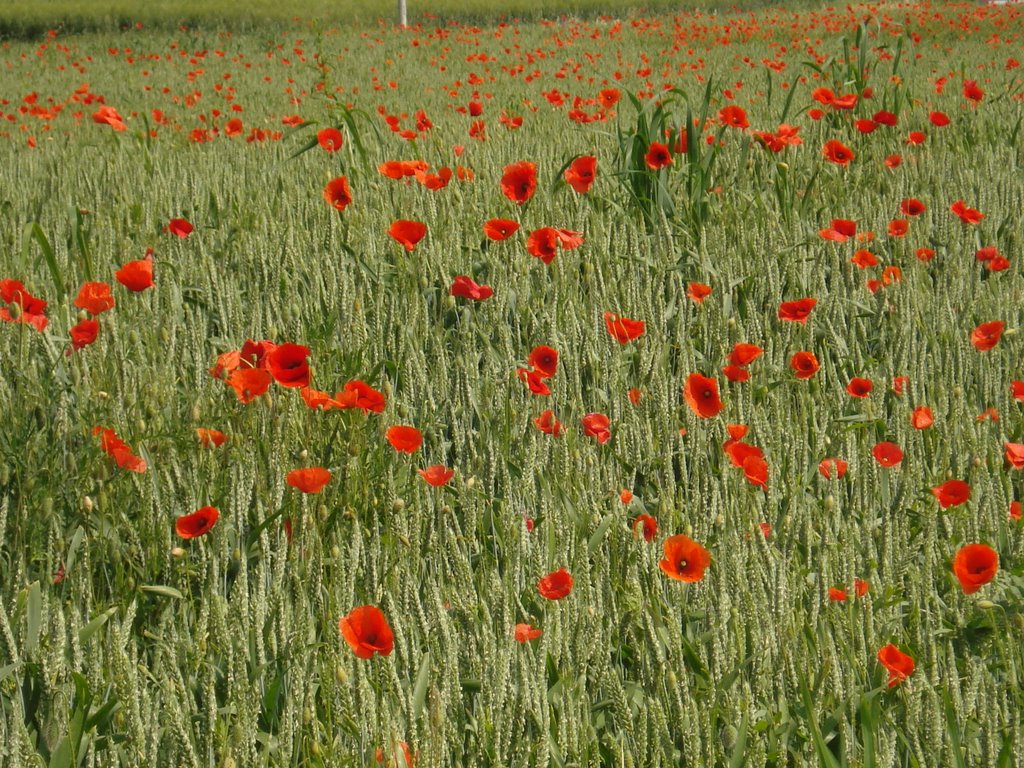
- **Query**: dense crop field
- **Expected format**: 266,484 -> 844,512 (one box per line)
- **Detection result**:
1,1 -> 1023,766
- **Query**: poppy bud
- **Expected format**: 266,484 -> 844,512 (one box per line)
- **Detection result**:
825,495 -> 834,509
98,489 -> 109,509
159,327 -> 170,344
303,707 -> 313,724
466,477 -> 476,488
83,495 -> 94,512
393,498 -> 405,512
97,390 -> 109,399
137,419 -> 146,433
171,546 -> 185,558
223,757 -> 237,768
399,534 -> 411,547
335,664 -> 348,684
310,742 -> 321,757
128,330 -> 140,345
191,403 -> 201,421
973,457 -> 982,467
7,302 -> 21,320
331,545 -> 340,557
953,386 -> 962,396
445,295 -> 456,309
667,670 -> 678,687
354,298 -> 362,313
232,547 -> 241,562
299,449 -> 309,460
319,505 -> 329,521
727,317 -> 736,327
0,464 -> 8,486
977,600 -> 996,610
1005,328 -> 1017,337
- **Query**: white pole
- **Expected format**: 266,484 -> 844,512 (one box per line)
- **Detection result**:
398,0 -> 407,26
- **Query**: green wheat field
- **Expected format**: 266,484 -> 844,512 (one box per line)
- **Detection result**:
1,0 -> 1023,765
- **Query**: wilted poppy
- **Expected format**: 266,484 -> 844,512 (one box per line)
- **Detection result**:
317,127 -> 343,152
970,321 -> 1004,352
528,346 -> 559,378
952,544 -> 998,594
910,406 -> 934,430
537,568 -> 573,600
386,425 -> 423,453
483,219 -> 519,241
778,298 -> 817,323
604,312 -> 645,343
659,534 -> 711,582
451,276 -> 493,301
166,218 -> 194,238
877,644 -> 914,687
514,623 -> 542,642
644,141 -> 673,170
931,480 -> 970,509
534,409 -> 564,436
339,605 -> 394,659
684,373 -> 723,419
790,351 -> 820,380
287,467 -> 331,493
74,282 -> 115,315
69,318 -> 99,351
819,457 -> 848,480
265,343 -> 310,388
847,378 -> 873,398
389,220 -> 428,252
115,255 -> 154,292
324,177 -> 353,211
500,161 -> 537,204
872,441 -> 903,467
581,413 -> 611,444
564,156 -> 597,194
175,506 -> 219,539
418,465 -> 454,487
196,428 -> 228,448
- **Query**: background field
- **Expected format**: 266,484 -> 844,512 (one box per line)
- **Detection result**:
1,1 -> 1023,767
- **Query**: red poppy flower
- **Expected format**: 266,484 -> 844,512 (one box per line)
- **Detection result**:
819,457 -> 848,480
851,250 -> 879,269
778,298 -> 817,323
324,177 -> 353,211
525,227 -> 559,264
822,140 -> 854,166
684,373 -> 724,419
342,380 -> 387,414
952,544 -> 998,594
526,411 -> 559,439
451,276 -> 493,301
93,426 -> 148,473
581,412 -> 611,444
1011,501 -> 1022,521
1004,443 -> 1024,470
722,365 -> 749,383
872,441 -> 903,467
929,111 -> 950,127
500,161 -> 537,204
970,321 -> 1004,352
900,198 -> 927,217
115,255 -> 154,292
632,514 -> 657,542
742,455 -> 768,490
604,312 -> 645,344
518,367 -> 551,396
483,218 -> 519,241
873,110 -> 898,127
718,105 -> 748,129
854,578 -> 869,597
905,131 -> 926,146
514,623 -> 542,642
726,343 -> 762,367
389,220 -> 428,252
266,343 -> 310,388
528,346 -> 558,378
884,154 -> 902,169
196,428 -> 228,448
628,388 -> 642,405
854,119 -> 877,135
386,425 -> 422,453
317,127 -> 343,152
950,200 -> 984,225
887,219 -> 909,238
644,141 -> 673,170
69,318 -> 99,350
724,440 -> 763,469
659,534 -> 711,583
339,605 -> 394,659
931,480 -> 970,509
564,155 -> 597,194
915,248 -> 935,262
828,587 -> 848,602
877,644 -> 914,687
598,88 -> 621,109
175,506 -> 219,539
287,467 -> 332,494
92,105 -> 127,131
166,218 -> 194,238
227,367 -> 273,403
74,282 -> 115,315
418,465 -> 454,487
537,568 -> 573,600
790,351 -> 820,380
688,282 -> 712,303
910,406 -> 934,430
962,80 -> 984,103
847,377 -> 873,398
0,279 -> 48,332
1013,381 -> 1024,402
